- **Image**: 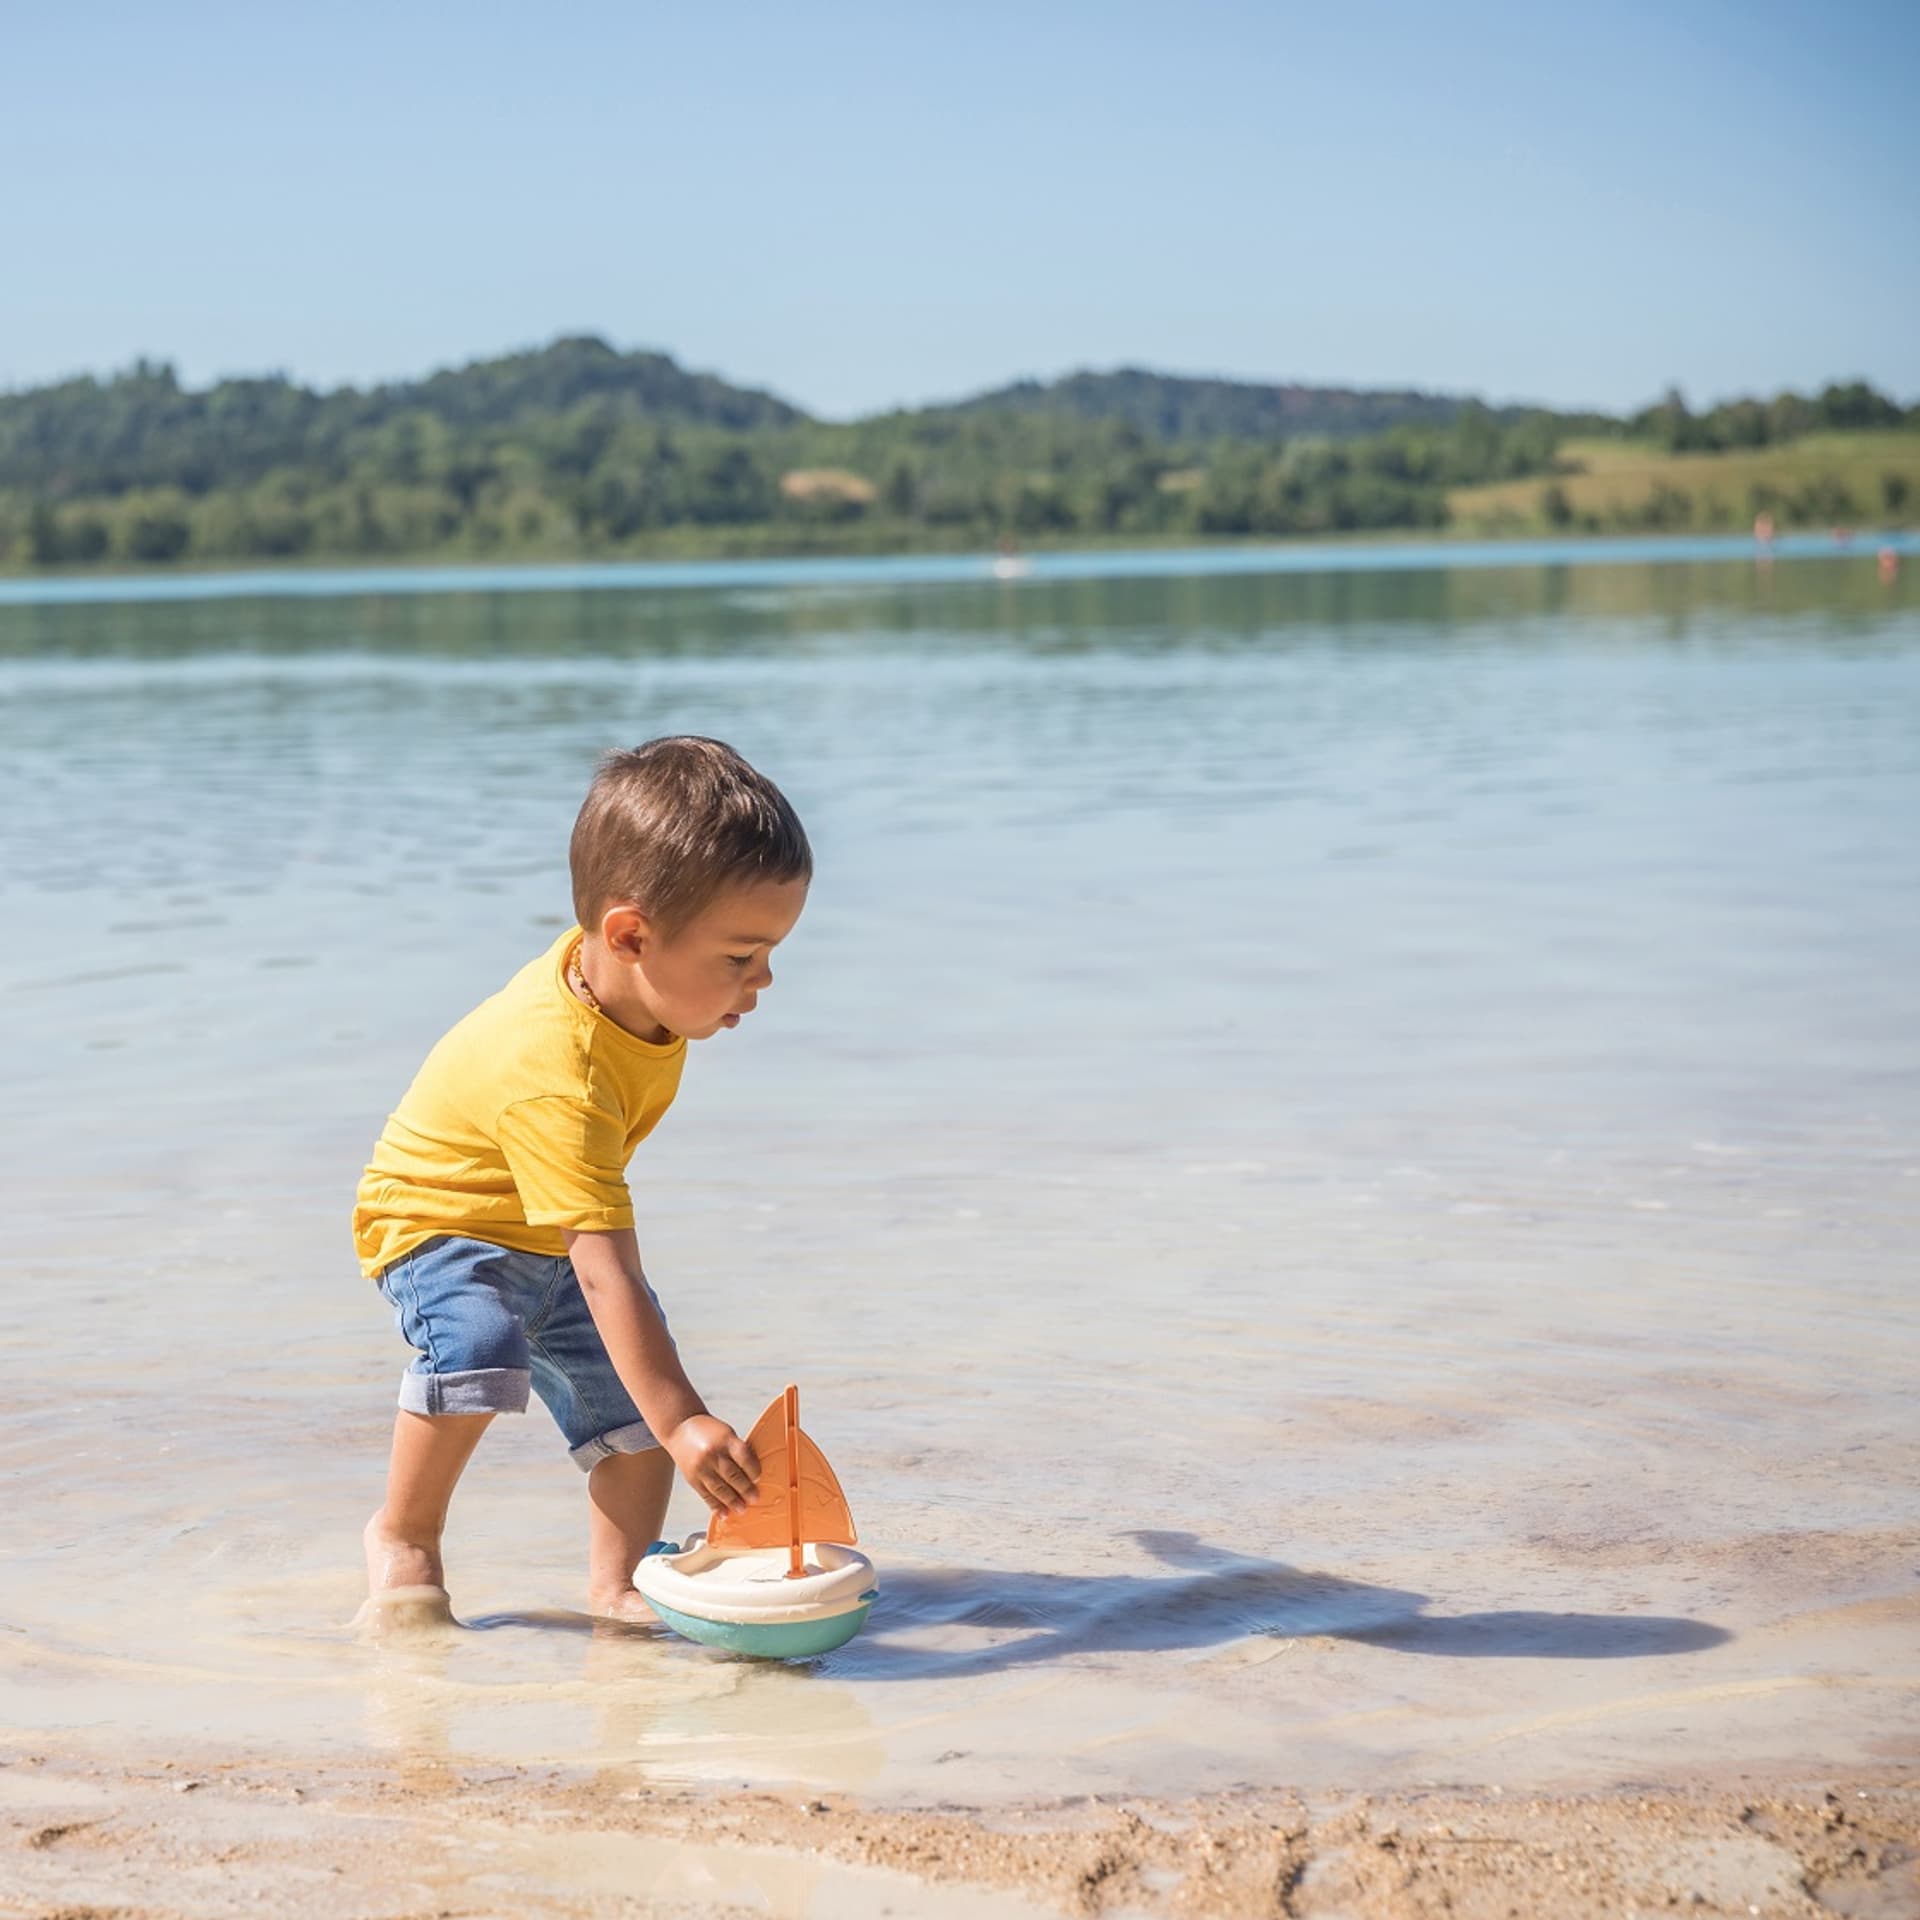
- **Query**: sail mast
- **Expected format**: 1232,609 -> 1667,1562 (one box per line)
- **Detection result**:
783,1384 -> 804,1577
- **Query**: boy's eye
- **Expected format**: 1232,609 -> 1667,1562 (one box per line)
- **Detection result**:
726,954 -> 754,969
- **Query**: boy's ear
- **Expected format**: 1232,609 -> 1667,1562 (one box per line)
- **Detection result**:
599,904 -> 655,962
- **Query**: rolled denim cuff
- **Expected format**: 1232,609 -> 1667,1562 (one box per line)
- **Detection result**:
398,1366 -> 531,1417
568,1418 -> 661,1472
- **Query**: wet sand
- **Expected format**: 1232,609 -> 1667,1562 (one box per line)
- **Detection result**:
3,1745 -> 1915,1918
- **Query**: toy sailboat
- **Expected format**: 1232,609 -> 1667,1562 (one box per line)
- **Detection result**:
633,1385 -> 878,1658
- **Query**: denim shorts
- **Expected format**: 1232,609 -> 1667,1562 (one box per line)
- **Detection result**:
375,1235 -> 670,1471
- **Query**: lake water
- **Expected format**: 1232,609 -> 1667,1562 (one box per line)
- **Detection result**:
2,543 -> 1916,1805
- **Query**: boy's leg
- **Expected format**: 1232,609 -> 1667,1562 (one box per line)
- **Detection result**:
523,1257 -> 681,1622
363,1409 -> 494,1618
365,1237 -> 542,1622
586,1447 -> 676,1622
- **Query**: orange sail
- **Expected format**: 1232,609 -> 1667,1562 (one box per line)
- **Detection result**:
707,1385 -> 857,1578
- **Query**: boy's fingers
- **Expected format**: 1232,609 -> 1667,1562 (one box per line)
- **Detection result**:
714,1455 -> 757,1503
698,1463 -> 750,1512
733,1438 -> 760,1480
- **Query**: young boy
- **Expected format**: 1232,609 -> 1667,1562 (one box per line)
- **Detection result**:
352,736 -> 810,1624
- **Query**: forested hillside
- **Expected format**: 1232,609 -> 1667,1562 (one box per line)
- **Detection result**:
2,339 -> 1911,571
0,338 -> 800,499
948,367 -> 1566,441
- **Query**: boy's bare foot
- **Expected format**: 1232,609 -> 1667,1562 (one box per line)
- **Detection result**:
359,1512 -> 452,1630
587,1585 -> 664,1628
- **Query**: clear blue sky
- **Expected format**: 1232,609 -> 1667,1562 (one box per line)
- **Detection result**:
7,0 -> 1916,417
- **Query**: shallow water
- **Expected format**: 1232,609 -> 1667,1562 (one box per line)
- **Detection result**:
2,545 -> 1916,1804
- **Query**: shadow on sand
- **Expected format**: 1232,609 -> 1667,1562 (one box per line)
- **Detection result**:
827,1529 -> 1729,1679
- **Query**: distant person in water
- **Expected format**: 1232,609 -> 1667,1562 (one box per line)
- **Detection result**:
352,737 -> 811,1624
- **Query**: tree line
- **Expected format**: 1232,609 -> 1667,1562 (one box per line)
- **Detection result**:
1,339 -> 1911,570
1629,381 -> 1911,453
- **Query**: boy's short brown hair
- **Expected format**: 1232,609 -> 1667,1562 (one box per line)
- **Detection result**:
570,737 -> 811,934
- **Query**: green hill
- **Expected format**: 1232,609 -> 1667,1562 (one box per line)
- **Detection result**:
385,335 -> 804,434
1,340 -> 1911,571
1450,432 -> 1920,535
949,366 -> 1563,442
0,337 -> 803,499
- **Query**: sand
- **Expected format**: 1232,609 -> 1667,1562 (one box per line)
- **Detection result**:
3,1745 -> 1915,1919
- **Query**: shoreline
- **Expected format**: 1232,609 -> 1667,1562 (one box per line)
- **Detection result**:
0,526 -> 1914,609
4,1743 -> 1914,1917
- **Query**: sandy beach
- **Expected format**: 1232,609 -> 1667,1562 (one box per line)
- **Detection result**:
4,1743 -> 1916,1917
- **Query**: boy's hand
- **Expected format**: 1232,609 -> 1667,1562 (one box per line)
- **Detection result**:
665,1414 -> 760,1516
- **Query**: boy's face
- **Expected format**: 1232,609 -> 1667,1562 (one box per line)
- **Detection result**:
599,876 -> 809,1043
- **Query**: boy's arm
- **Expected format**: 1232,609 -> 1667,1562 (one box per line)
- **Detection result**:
562,1228 -> 759,1515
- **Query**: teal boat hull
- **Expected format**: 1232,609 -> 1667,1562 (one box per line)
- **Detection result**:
644,1592 -> 876,1659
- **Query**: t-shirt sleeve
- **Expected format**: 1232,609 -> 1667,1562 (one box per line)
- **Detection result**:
495,1095 -> 635,1231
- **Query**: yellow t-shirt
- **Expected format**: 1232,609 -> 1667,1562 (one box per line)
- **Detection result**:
352,928 -> 686,1277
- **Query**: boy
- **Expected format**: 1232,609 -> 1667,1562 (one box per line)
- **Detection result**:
353,736 -> 810,1624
